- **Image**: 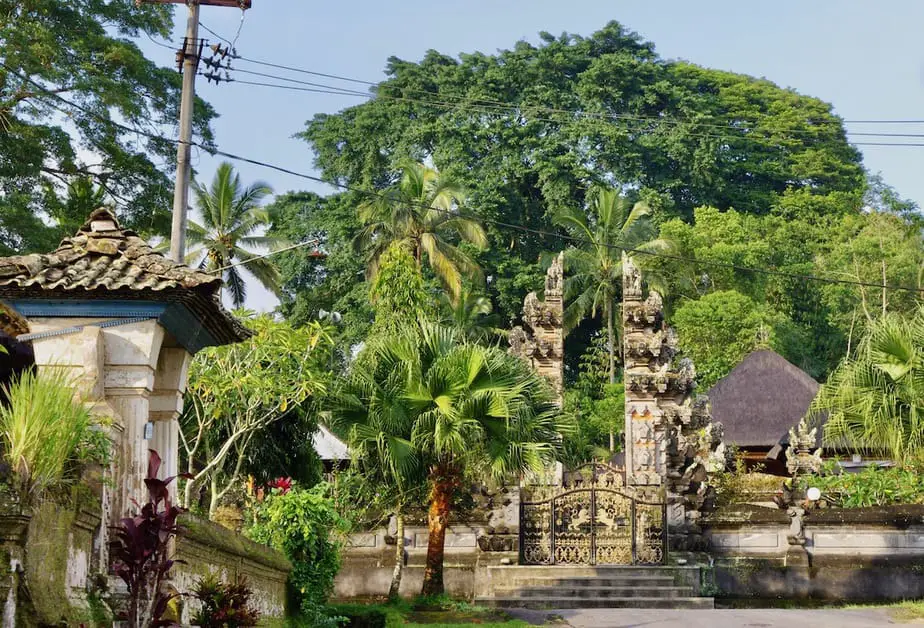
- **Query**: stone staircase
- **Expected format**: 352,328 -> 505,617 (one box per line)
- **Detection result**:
475,565 -> 713,609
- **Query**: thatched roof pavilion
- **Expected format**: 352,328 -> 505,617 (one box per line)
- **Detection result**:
707,349 -> 820,473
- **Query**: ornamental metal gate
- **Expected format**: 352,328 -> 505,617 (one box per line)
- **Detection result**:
519,462 -> 667,565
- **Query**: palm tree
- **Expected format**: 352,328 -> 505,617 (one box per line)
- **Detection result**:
812,310 -> 924,461
332,323 -> 563,596
439,288 -> 503,343
555,186 -> 667,451
356,162 -> 488,302
187,162 -> 282,308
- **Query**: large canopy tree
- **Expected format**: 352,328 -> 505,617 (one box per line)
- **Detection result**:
332,323 -> 564,596
0,0 -> 216,254
289,20 -> 865,365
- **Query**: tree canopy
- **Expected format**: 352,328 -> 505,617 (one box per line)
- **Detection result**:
0,0 -> 216,254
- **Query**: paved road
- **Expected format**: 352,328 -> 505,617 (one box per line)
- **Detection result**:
506,608 -> 913,627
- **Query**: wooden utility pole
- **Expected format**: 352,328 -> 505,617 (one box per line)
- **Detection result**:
138,0 -> 252,263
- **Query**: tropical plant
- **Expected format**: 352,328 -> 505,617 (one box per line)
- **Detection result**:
191,574 -> 260,628
187,162 -> 281,307
440,288 -> 503,343
246,483 -> 343,625
0,368 -> 107,498
813,310 -> 924,460
804,463 -> 924,508
179,314 -> 331,517
556,186 -> 667,449
356,162 -> 487,302
333,322 -> 564,596
110,450 -> 187,628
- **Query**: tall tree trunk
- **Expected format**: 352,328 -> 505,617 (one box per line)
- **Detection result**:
607,303 -> 616,453
388,510 -> 405,600
421,467 -> 456,596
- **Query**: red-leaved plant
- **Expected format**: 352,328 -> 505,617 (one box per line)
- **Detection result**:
267,476 -> 292,494
110,450 -> 190,628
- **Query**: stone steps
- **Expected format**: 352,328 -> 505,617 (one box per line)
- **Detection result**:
476,596 -> 715,609
478,565 -> 713,610
494,585 -> 695,598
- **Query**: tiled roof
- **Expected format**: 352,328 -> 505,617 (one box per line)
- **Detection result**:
0,208 -> 221,293
0,208 -> 251,348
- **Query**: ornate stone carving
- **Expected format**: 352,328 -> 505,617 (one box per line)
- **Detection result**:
621,253 -> 727,545
786,417 -> 823,476
509,253 -> 565,402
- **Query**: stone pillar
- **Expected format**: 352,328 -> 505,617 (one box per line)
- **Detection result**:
151,347 -> 192,489
28,317 -> 165,521
509,252 -> 565,403
621,255 -> 728,547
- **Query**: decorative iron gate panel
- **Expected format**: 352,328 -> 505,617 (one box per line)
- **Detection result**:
520,462 -> 666,565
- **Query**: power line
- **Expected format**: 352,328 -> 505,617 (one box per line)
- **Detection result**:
6,63 -> 924,296
218,70 -> 924,149
210,238 -> 323,273
198,21 -> 233,47
233,55 -> 924,140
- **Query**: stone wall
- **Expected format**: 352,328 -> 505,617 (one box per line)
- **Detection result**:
174,515 -> 291,623
334,524 -> 515,600
0,487 -> 291,627
702,505 -> 924,600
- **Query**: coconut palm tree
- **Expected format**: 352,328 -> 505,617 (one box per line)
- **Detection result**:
439,288 -> 503,343
813,310 -> 924,461
356,162 -> 488,302
332,323 -> 563,596
555,186 -> 668,451
187,162 -> 282,307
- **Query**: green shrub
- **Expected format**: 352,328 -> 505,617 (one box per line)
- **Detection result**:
246,484 -> 343,623
0,369 -> 109,498
805,464 -> 924,507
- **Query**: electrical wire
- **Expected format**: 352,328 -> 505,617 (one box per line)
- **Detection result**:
210,238 -> 323,273
6,63 -> 924,296
234,55 -> 924,140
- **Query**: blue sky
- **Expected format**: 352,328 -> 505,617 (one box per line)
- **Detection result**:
142,0 -> 924,310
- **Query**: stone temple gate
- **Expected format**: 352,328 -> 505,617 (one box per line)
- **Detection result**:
510,253 -> 726,564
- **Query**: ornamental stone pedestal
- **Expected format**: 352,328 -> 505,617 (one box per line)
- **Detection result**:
0,208 -> 250,530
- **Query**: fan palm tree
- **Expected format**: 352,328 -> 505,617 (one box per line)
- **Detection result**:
555,187 -> 668,450
813,310 -> 924,461
187,162 -> 282,307
356,162 -> 488,302
332,323 -> 563,596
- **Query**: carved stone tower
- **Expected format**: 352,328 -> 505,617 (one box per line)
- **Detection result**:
622,254 -> 726,538
509,252 -> 564,403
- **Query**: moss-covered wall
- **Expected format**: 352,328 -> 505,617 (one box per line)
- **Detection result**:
174,514 -> 291,624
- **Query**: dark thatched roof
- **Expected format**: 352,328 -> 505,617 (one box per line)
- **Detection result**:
707,349 -> 819,450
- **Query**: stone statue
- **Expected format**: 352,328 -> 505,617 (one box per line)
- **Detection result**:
623,253 -> 642,299
545,251 -> 564,296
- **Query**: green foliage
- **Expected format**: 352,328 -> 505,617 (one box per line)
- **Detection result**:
673,290 -> 810,389
0,0 -> 216,254
267,191 -> 373,352
813,309 -> 924,460
0,369 -> 108,498
181,315 -> 332,515
357,162 -> 487,302
191,574 -> 260,628
710,451 -> 781,506
246,484 -> 344,622
806,464 -> 924,508
370,242 -> 433,335
187,162 -> 280,308
297,20 -> 863,333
